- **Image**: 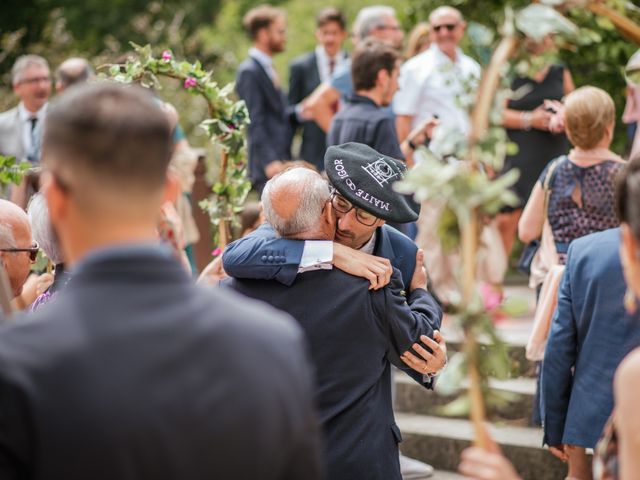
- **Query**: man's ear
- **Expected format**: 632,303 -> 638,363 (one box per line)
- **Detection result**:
162,170 -> 181,204
377,68 -> 390,88
42,172 -> 68,227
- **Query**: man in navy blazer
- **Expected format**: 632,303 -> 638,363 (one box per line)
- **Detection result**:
224,167 -> 441,479
288,8 -> 348,171
0,83 -> 323,480
542,228 -> 640,463
236,5 -> 295,193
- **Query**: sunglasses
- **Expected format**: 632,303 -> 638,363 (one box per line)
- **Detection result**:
432,23 -> 458,33
0,242 -> 40,262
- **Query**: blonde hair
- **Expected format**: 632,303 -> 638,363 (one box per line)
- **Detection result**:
405,23 -> 430,59
564,86 -> 615,149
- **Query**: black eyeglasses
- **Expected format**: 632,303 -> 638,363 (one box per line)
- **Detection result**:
432,23 -> 458,33
330,189 -> 378,227
0,243 -> 39,262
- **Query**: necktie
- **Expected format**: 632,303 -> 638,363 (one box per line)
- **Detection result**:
329,58 -> 336,76
28,117 -> 39,163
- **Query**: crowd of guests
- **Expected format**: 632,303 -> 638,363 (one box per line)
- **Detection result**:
1,2 -> 640,480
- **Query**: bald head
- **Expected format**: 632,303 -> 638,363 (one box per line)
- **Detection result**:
0,200 -> 34,297
55,57 -> 93,93
429,6 -> 463,24
262,168 -> 331,239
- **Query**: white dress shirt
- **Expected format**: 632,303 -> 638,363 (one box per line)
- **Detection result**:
315,46 -> 347,83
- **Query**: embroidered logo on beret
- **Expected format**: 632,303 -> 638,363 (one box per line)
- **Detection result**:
362,158 -> 400,187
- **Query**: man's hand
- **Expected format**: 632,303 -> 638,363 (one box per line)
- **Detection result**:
408,116 -> 439,145
458,424 -> 522,480
197,256 -> 227,285
400,331 -> 447,375
410,249 -> 427,292
548,444 -> 569,462
265,160 -> 285,179
333,243 -> 392,290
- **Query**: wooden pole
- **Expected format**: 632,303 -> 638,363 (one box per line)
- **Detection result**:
218,149 -> 229,248
587,1 -> 640,45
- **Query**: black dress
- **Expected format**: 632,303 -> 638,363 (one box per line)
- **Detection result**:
502,64 -> 569,210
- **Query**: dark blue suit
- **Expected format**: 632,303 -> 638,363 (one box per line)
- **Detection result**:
223,265 -> 441,480
541,229 -> 640,448
223,222 -> 418,290
0,245 -> 322,480
236,57 -> 293,192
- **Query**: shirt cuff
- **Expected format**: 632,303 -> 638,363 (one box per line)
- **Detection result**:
298,241 -> 333,273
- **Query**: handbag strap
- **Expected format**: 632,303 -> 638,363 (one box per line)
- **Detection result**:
542,157 -> 562,224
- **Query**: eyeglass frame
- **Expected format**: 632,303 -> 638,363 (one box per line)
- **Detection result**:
17,76 -> 51,86
329,188 -> 379,227
432,23 -> 459,33
0,242 -> 40,262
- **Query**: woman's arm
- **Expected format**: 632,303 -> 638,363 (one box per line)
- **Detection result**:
518,182 -> 545,243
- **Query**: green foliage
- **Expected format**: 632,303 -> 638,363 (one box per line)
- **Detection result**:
105,44 -> 250,245
0,155 -> 31,187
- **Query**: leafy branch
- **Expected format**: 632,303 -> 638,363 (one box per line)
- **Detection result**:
104,42 -> 250,247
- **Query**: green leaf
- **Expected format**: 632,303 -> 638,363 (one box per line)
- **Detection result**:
437,394 -> 471,417
515,4 -> 578,41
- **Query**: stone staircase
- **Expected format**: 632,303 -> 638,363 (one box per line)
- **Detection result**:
394,281 -> 569,480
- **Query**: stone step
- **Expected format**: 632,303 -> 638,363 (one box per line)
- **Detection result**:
396,413 -> 566,480
395,373 -> 537,423
441,320 -> 537,379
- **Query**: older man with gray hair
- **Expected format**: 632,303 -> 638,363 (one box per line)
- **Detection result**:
225,166 -> 440,480
0,199 -> 37,299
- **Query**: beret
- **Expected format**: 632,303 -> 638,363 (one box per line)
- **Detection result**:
324,142 -> 418,223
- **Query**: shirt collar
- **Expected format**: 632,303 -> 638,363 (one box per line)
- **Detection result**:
359,230 -> 377,255
430,43 -> 463,65
315,45 -> 344,63
18,102 -> 47,122
347,93 -> 378,107
249,47 -> 273,70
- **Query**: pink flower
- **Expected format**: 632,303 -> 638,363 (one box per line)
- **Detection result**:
161,50 -> 172,62
211,247 -> 222,257
183,77 -> 197,89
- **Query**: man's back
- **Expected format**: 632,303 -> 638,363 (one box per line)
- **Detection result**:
0,246 -> 321,480
225,267 -> 438,480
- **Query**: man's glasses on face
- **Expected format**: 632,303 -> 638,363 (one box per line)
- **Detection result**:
0,242 -> 40,262
432,23 -> 458,33
18,77 -> 51,86
329,189 -> 378,227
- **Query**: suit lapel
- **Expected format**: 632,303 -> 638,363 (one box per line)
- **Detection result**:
308,52 -> 321,87
250,57 -> 286,114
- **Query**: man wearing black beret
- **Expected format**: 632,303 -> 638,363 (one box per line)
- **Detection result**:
222,142 -> 445,375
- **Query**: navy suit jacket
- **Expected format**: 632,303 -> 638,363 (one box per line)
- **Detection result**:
541,228 -> 640,448
236,57 -> 293,192
0,245 -> 322,480
288,51 -> 347,171
223,222 -> 419,291
223,266 -> 440,480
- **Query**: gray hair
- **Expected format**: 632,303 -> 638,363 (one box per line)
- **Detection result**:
12,55 -> 50,86
0,224 -> 15,249
353,6 -> 396,41
262,168 -> 330,237
428,6 -> 463,24
27,193 -> 63,264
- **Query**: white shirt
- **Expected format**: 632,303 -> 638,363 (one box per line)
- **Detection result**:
315,46 -> 347,83
393,44 -> 480,154
18,102 -> 47,158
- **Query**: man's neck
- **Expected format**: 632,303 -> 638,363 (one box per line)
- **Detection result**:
253,44 -> 273,58
355,89 -> 383,107
20,101 -> 45,115
438,45 -> 458,62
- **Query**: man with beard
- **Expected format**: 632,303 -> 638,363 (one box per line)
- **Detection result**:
236,5 -> 294,193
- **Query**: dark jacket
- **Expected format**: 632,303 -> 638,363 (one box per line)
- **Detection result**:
224,266 -> 440,480
0,245 -> 322,480
542,229 -> 640,448
236,57 -> 294,192
288,50 -> 347,171
327,94 -> 403,160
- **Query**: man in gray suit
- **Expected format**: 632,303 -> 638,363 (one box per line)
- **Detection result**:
0,83 -> 322,480
0,55 -> 51,207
